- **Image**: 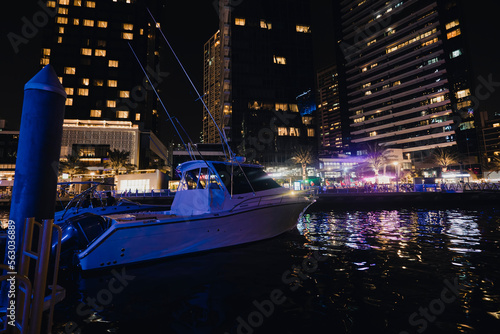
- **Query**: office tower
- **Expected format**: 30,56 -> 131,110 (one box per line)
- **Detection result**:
205,0 -> 316,165
39,0 -> 168,169
338,0 -> 477,162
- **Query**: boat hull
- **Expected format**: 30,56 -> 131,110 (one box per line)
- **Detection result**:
78,200 -> 312,270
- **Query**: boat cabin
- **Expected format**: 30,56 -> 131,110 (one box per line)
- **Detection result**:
170,160 -> 282,216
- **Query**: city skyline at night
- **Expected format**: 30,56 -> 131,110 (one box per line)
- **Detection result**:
1,1 -> 499,162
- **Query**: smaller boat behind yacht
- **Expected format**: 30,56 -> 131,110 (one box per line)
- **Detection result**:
55,160 -> 315,270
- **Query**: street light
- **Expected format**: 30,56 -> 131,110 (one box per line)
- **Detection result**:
393,162 -> 399,192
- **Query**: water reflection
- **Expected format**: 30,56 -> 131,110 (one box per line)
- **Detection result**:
41,207 -> 500,334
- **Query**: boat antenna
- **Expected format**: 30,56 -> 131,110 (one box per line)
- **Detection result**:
146,7 -> 233,161
127,42 -> 194,160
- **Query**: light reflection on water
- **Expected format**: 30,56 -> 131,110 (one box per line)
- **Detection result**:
1,207 -> 499,333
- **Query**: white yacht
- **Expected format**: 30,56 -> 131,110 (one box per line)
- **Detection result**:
56,160 -> 315,270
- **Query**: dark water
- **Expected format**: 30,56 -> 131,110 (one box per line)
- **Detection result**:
3,206 -> 500,334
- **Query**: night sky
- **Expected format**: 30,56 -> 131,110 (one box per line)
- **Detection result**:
0,0 -> 499,142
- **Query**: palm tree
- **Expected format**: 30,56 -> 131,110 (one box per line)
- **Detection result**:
105,149 -> 136,174
431,146 -> 458,172
482,154 -> 500,178
291,145 -> 315,180
59,153 -> 87,178
364,143 -> 388,180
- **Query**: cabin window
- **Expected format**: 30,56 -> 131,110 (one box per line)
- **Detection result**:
179,167 -> 221,191
212,163 -> 281,194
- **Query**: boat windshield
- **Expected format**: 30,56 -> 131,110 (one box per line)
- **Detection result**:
212,162 -> 281,194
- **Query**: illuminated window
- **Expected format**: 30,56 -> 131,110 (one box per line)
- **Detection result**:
123,23 -> 133,30
235,18 -> 245,26
94,49 -> 106,57
59,0 -> 70,5
446,20 -> 459,30
58,7 -> 68,14
59,27 -> 64,34
135,113 -> 141,121
64,67 -> 76,75
90,109 -> 101,117
278,127 -> 288,136
365,91 -> 372,96
108,60 -> 119,67
354,117 -> 365,123
289,104 -> 299,112
302,116 -> 313,125
367,39 -> 376,46
58,77 -> 63,84
74,0 -> 82,6
83,19 -> 94,27
260,20 -> 272,30
307,128 -> 315,137
94,79 -> 103,86
80,48 -> 92,56
386,28 -> 437,53
73,18 -> 79,25
78,88 -> 89,96
42,48 -> 50,56
107,100 -> 116,108
422,38 -> 438,47
82,78 -> 89,86
447,28 -> 461,39
273,56 -> 286,65
121,32 -> 133,40
97,21 -> 108,28
430,95 -> 445,104
47,1 -> 56,7
369,131 -> 377,137
450,49 -> 462,59
57,17 -> 68,24
289,128 -> 300,137
456,89 -> 471,99
296,25 -> 311,33
66,98 -> 73,106
108,80 -> 117,87
457,100 -> 471,109
40,58 -> 50,65
116,110 -> 129,119
393,81 -> 401,86
65,88 -> 74,95
275,103 -> 288,111
119,90 -> 130,98
86,1 -> 95,8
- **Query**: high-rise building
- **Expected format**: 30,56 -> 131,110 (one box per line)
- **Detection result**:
39,0 -> 168,169
317,64 -> 343,154
205,0 -> 316,166
337,0 -> 478,162
202,31 -> 223,144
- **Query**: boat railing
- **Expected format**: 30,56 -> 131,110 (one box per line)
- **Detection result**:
113,189 -> 174,198
230,190 -> 313,212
